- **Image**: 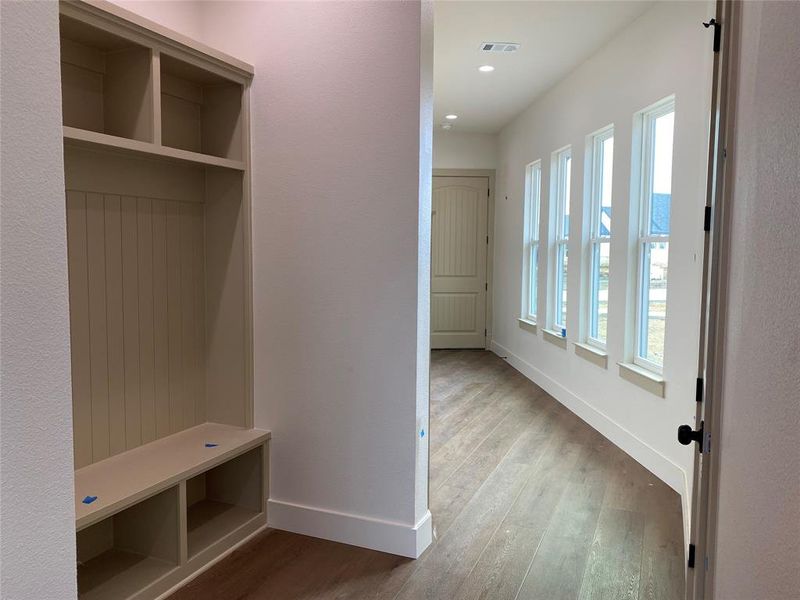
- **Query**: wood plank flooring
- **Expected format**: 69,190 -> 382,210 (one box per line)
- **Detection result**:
169,350 -> 685,600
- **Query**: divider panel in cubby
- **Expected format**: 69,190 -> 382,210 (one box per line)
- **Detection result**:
60,15 -> 153,142
77,486 -> 179,600
160,54 -> 243,160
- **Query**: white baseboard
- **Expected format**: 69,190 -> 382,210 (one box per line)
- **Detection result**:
268,499 -> 432,559
491,341 -> 690,533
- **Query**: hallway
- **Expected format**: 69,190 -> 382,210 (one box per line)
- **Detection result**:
171,350 -> 684,600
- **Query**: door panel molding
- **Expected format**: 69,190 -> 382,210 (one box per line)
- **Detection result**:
431,170 -> 494,349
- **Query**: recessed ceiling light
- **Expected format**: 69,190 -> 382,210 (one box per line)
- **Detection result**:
445,114 -> 458,120
478,65 -> 495,73
441,123 -> 453,130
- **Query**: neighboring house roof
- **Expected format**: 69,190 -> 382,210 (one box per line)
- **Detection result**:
600,207 -> 612,236
651,193 -> 671,235
571,193 -> 669,238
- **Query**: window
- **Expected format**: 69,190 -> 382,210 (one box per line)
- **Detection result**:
586,127 -> 614,348
634,99 -> 674,372
522,161 -> 542,322
551,147 -> 571,334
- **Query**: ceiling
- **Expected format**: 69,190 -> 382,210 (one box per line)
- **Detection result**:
433,1 -> 655,134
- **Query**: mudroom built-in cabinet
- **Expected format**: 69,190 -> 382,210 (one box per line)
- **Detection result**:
58,2 -> 269,598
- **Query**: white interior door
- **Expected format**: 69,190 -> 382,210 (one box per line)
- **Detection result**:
431,176 -> 488,349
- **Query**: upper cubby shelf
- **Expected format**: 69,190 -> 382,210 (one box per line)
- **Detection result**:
63,125 -> 246,171
58,0 -> 253,169
160,54 -> 244,161
60,15 -> 153,142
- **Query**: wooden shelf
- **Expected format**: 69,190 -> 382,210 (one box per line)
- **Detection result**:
63,126 -> 246,171
75,423 -> 270,530
160,53 -> 244,161
60,0 -> 254,80
78,549 -> 177,600
187,500 -> 260,558
60,15 -> 153,143
76,485 -> 180,599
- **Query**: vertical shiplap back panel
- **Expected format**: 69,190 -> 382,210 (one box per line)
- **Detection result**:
85,193 -> 111,462
66,192 -> 206,465
104,194 -> 126,456
180,201 -> 197,431
121,197 -> 142,449
137,197 -> 156,445
165,201 -> 183,434
191,202 -> 207,424
66,191 -> 93,468
152,199 -> 170,440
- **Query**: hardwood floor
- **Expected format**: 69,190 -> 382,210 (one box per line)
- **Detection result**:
170,350 -> 685,600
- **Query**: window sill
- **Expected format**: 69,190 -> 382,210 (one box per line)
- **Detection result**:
574,342 -> 608,369
518,318 -> 538,334
618,362 -> 665,397
543,328 -> 567,349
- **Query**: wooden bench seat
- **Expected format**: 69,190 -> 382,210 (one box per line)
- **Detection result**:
75,422 -> 270,530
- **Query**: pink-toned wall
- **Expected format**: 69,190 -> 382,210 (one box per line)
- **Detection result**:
111,0 -> 434,557
109,0 -> 202,39
713,2 -> 800,598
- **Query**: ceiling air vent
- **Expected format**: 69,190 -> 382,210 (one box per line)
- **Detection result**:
480,42 -> 520,53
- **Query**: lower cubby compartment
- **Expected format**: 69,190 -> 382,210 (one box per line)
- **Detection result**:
186,445 -> 264,559
77,487 -> 179,600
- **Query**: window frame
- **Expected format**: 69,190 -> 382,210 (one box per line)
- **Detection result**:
522,160 -> 542,323
550,146 -> 571,334
634,98 -> 675,373
586,126 -> 614,350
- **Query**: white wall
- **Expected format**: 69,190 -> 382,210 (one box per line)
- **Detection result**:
713,2 -> 800,598
0,2 -> 77,598
491,0 -> 713,535
115,0 -> 434,557
433,131 -> 497,170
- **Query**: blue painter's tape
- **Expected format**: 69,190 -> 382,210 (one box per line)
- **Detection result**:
420,429 -> 425,438
205,443 -> 218,448
561,328 -> 566,338
82,496 -> 97,504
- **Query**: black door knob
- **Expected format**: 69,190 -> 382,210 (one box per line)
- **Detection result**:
678,423 -> 703,446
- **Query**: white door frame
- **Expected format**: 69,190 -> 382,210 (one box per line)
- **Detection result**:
686,1 -> 739,598
432,169 -> 495,350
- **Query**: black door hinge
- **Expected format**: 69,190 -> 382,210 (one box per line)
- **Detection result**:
486,235 -> 489,244
688,543 -> 696,568
695,377 -> 704,403
704,206 -> 712,231
703,18 -> 721,53
485,282 -> 488,291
